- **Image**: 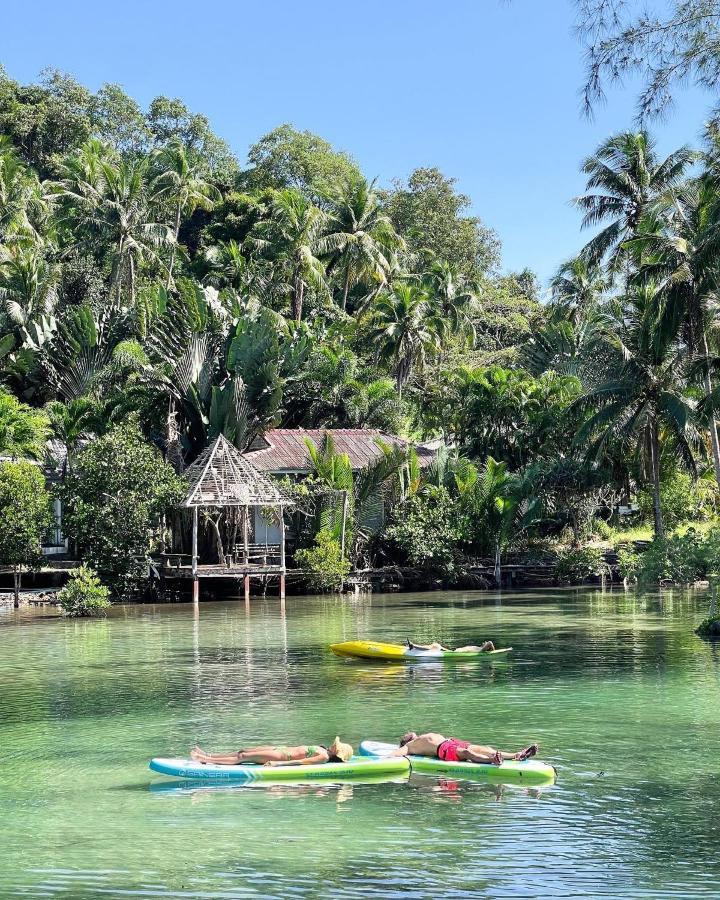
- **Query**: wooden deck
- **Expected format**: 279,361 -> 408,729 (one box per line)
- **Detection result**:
162,563 -> 286,579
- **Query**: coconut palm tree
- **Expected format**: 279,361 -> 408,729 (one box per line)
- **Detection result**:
368,282 -> 442,395
52,141 -> 174,311
45,397 -> 98,475
550,256 -> 609,319
575,283 -> 699,538
151,140 -> 220,288
323,175 -> 401,311
627,178 -> 720,488
575,131 -> 695,270
247,189 -> 329,322
422,258 -> 478,347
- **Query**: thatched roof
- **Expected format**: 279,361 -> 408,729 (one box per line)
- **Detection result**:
183,434 -> 290,508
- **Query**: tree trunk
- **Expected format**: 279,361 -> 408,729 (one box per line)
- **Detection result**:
13,568 -> 20,608
701,334 -> 720,488
649,419 -> 665,540
494,540 -> 501,587
341,265 -> 351,312
293,276 -> 304,322
166,203 -> 182,290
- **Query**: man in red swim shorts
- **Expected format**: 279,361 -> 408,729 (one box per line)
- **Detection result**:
389,732 -> 538,765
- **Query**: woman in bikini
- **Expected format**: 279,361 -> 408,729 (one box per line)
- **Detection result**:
390,731 -> 538,765
189,736 -> 353,767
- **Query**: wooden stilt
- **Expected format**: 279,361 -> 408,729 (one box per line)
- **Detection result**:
192,577 -> 199,604
279,504 -> 286,600
244,573 -> 250,603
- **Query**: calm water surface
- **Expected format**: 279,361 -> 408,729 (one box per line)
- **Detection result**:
1,588 -> 719,899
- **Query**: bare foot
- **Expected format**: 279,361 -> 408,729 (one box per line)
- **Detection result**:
491,750 -> 503,766
515,744 -> 538,761
190,746 -> 207,762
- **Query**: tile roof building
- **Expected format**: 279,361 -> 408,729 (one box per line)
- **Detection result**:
245,429 -> 434,474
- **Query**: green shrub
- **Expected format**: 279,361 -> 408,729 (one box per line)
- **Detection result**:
58,565 -> 111,617
623,529 -> 709,586
616,544 -> 641,581
638,472 -> 717,529
592,518 -> 612,540
295,529 -> 351,592
384,486 -> 462,571
555,546 -> 609,584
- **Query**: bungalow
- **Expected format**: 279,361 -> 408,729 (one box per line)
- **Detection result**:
244,428 -> 435,544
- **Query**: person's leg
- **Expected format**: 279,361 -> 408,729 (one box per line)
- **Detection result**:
191,747 -> 243,764
457,745 -> 503,765
491,744 -> 539,761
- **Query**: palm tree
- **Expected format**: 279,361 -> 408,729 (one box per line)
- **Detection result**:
151,140 -> 220,289
550,256 -> 609,319
575,284 -> 699,538
368,282 -> 442,395
0,390 -> 50,459
52,141 -> 174,311
45,397 -> 98,475
247,189 -> 329,322
323,175 -> 401,311
0,138 -> 48,242
575,131 -> 694,270
628,178 -> 720,488
0,244 -> 59,337
422,258 -> 478,347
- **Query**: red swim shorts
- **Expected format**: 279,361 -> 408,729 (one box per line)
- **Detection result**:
437,738 -> 470,762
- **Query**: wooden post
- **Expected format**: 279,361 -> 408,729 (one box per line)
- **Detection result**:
244,574 -> 250,603
242,506 -> 249,565
191,505 -> 199,605
279,504 -> 286,600
339,490 -> 348,561
191,506 -> 199,576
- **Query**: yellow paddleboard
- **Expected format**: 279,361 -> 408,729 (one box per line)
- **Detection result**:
330,640 -> 512,661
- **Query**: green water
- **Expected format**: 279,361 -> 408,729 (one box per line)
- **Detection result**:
2,588 -> 720,899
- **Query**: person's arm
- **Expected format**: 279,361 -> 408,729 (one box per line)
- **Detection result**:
264,751 -> 330,767
387,746 -> 410,757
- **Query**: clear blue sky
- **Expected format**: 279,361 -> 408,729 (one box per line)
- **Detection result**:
1,0 -> 711,284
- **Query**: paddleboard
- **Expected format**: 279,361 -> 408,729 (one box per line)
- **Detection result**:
149,755 -> 410,782
359,741 -> 556,784
330,640 -> 512,661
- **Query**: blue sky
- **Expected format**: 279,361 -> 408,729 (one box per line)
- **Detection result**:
1,0 -> 711,284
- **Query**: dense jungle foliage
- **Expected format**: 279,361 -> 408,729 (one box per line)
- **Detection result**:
3,62 -> 720,592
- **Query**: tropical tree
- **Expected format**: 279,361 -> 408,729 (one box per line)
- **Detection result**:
45,397 -> 98,474
0,390 -> 50,458
151,139 -> 220,288
423,258 -> 478,348
323,175 -> 400,310
0,244 -> 59,336
248,188 -> 329,321
575,284 -> 700,538
0,460 -> 52,606
368,282 -> 441,394
550,256 -> 608,318
52,141 -> 174,310
575,131 -> 694,270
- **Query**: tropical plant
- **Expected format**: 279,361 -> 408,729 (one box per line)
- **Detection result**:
248,188 -> 329,321
575,283 -> 700,538
368,281 -> 441,394
57,564 -> 110,617
151,139 -> 220,287
323,174 -> 400,310
0,390 -> 50,458
0,460 -> 52,606
575,131 -> 694,270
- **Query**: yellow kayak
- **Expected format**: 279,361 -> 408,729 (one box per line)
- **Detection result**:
330,640 -> 512,661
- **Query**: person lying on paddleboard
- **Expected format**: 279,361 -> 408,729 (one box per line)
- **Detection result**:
189,736 -> 354,767
405,639 -> 496,652
388,732 -> 538,766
